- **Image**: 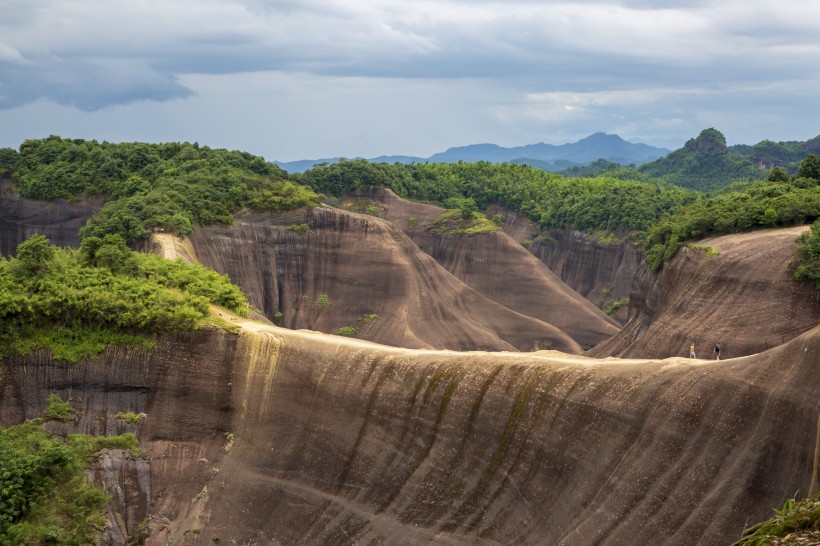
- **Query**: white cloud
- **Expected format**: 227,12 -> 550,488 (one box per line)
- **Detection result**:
1,0 -> 819,155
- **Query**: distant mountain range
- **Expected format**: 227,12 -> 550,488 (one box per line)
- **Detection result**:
274,133 -> 670,173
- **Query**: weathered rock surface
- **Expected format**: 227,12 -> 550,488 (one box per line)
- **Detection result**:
484,203 -> 638,324
2,319 -> 817,545
188,208 -> 582,353
368,189 -> 620,348
528,228 -> 641,324
0,178 -> 102,256
590,226 -> 820,359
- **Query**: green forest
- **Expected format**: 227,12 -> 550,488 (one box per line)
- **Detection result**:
0,234 -> 248,362
0,136 -> 317,244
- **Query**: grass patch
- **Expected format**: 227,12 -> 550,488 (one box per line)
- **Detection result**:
603,297 -> 629,316
427,210 -> 502,236
586,230 -> 621,245
115,411 -> 147,425
733,492 -> 820,545
337,326 -> 360,337
287,223 -> 310,233
686,244 -> 721,256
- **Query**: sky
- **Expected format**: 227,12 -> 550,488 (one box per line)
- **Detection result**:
1,0 -> 819,162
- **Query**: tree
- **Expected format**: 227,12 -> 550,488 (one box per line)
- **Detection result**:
15,234 -> 54,273
795,219 -> 820,289
797,154 -> 820,181
767,166 -> 789,183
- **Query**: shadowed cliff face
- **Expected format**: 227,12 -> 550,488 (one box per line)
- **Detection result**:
187,207 -> 582,353
590,226 -> 820,359
0,178 -> 102,257
2,321 -> 817,545
528,229 -> 641,325
366,190 -> 620,348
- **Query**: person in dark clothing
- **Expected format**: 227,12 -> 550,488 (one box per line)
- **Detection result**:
714,343 -> 721,360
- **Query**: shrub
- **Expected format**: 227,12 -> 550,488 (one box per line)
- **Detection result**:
795,219 -> 820,289
115,412 -> 147,424
288,223 -> 310,233
337,326 -> 359,337
44,394 -> 75,423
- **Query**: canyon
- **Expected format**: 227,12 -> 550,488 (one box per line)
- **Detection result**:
1,182 -> 818,545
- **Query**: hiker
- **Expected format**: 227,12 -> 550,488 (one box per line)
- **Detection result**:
714,343 -> 721,360
689,342 -> 696,359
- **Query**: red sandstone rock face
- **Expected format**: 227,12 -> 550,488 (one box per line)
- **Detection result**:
1,323 -> 816,545
528,228 -> 640,324
590,226 -> 820,359
369,189 -> 620,349
189,207 -> 583,353
0,178 -> 102,256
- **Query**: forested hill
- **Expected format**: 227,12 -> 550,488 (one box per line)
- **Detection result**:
297,160 -> 692,233
0,136 -> 317,244
634,128 -> 820,191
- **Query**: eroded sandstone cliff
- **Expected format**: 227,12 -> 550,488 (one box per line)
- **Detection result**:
367,189 -> 620,348
1,319 -> 817,545
590,226 -> 820,359
187,207 -> 584,353
0,178 -> 102,257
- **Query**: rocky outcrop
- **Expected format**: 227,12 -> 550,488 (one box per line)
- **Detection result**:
0,178 -> 102,256
368,190 -> 620,349
483,203 -> 638,324
528,229 -> 640,324
188,207 -> 582,353
1,319 -> 817,545
590,226 -> 820,359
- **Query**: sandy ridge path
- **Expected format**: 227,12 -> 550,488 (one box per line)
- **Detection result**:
153,232 -> 719,371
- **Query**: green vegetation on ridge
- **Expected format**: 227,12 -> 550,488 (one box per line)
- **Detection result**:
1,136 -> 318,244
643,157 -> 820,271
300,159 -> 692,233
0,234 -> 248,362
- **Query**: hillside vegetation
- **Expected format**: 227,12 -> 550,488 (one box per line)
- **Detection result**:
0,234 -> 248,362
0,136 -> 318,244
299,159 -> 692,232
0,396 -> 143,545
643,156 -> 820,271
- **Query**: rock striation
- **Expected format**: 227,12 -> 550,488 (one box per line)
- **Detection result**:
528,228 -> 640,324
1,317 -> 817,545
0,178 -> 102,256
590,226 -> 820,359
187,207 -> 582,353
369,189 -> 620,348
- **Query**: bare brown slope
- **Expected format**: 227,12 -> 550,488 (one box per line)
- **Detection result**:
2,320 -> 817,545
529,228 -> 641,324
590,226 -> 820,359
185,207 -> 582,353
368,189 -> 619,349
0,178 -> 102,256
484,205 -> 640,324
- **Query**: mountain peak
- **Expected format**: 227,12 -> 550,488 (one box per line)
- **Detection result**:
683,128 -> 728,155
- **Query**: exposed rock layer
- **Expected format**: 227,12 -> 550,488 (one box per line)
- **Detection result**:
0,178 -> 102,256
370,189 -> 619,348
188,208 -> 582,353
1,321 -> 817,545
528,228 -> 641,324
590,226 -> 820,359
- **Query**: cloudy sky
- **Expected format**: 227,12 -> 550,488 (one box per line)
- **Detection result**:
1,0 -> 819,161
